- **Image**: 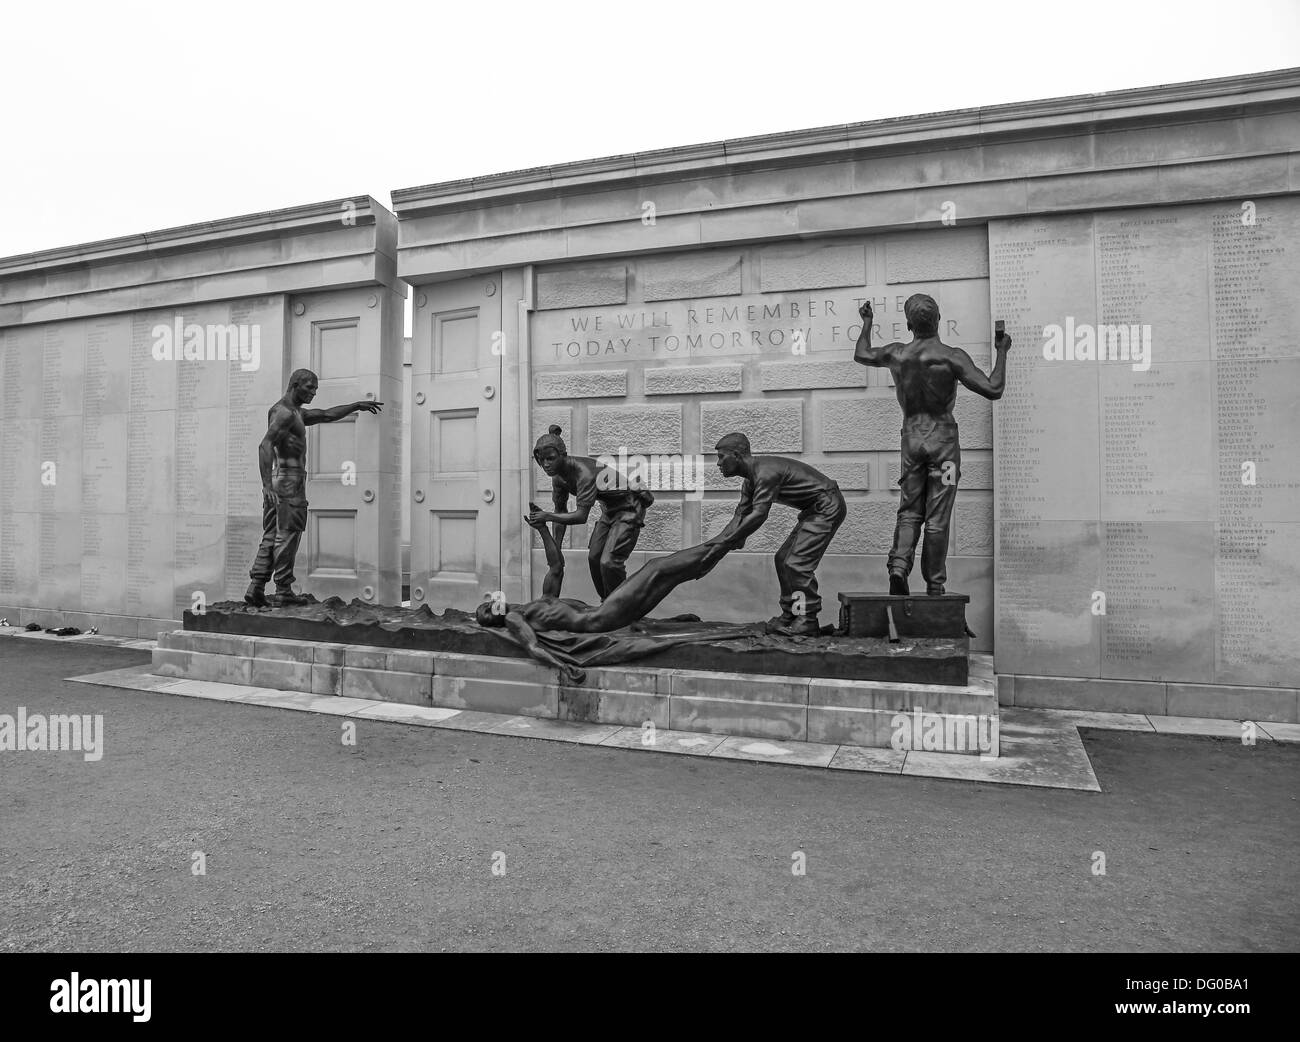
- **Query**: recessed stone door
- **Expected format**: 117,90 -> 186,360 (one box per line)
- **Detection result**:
288,288 -> 392,602
409,276 -> 503,610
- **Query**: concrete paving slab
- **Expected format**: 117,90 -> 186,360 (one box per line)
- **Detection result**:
0,626 -> 156,650
351,702 -> 463,726
419,709 -> 519,733
710,736 -> 839,768
226,689 -> 375,716
1149,715 -> 1266,740
66,664 -> 185,693
1033,709 -> 1156,732
599,728 -> 728,756
162,679 -> 253,701
903,708 -> 1100,791
827,745 -> 907,774
483,716 -> 621,744
1258,721 -> 1300,743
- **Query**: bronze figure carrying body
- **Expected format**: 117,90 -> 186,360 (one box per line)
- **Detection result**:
701,432 -> 846,637
853,294 -> 1010,595
527,425 -> 653,600
245,369 -> 382,608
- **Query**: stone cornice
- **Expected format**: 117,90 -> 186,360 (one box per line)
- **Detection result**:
391,68 -> 1300,214
0,195 -> 396,277
0,196 -> 405,326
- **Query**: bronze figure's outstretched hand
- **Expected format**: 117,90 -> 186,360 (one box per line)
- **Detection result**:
354,400 -> 384,414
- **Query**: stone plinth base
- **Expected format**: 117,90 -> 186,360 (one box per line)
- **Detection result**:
998,672 -> 1299,724
153,631 -> 998,756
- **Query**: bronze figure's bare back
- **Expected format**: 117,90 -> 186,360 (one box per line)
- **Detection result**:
854,294 -> 1011,596
888,341 -> 963,421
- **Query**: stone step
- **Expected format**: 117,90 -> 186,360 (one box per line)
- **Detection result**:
153,631 -> 997,755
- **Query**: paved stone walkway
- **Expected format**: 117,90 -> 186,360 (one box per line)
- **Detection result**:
72,661 -> 1095,790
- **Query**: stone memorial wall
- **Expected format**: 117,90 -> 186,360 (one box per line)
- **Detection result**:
992,197 -> 1300,692
0,299 -> 286,633
394,68 -> 1299,716
526,229 -> 998,646
0,196 -> 405,637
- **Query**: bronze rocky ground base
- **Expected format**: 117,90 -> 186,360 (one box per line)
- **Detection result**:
187,597 -> 969,686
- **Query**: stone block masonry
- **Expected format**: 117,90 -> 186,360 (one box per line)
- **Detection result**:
152,630 -> 998,754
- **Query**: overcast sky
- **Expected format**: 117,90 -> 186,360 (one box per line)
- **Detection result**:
3,0 -> 1297,260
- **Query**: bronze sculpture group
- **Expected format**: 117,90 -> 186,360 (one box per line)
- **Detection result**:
485,293 -> 1011,652
249,294 -> 1011,657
